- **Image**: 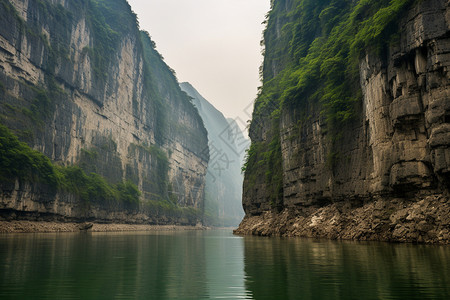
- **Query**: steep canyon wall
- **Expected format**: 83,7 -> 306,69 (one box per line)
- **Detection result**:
236,0 -> 450,243
0,0 -> 208,224
180,82 -> 247,227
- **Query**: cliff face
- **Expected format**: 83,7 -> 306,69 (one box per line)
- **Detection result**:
0,0 -> 208,224
180,82 -> 246,226
236,0 -> 450,243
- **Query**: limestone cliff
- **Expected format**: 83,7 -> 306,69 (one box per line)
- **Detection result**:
236,0 -> 450,243
0,0 -> 208,224
180,82 -> 247,226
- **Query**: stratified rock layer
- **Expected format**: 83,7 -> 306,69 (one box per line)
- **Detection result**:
0,0 -> 208,224
237,0 -> 450,243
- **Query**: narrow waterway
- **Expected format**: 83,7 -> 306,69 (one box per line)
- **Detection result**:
0,230 -> 448,299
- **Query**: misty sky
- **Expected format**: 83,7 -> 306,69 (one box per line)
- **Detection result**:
127,0 -> 271,131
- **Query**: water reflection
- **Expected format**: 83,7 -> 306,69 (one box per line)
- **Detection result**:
204,233 -> 252,299
0,231 -> 449,299
0,230 -> 249,299
243,237 -> 450,300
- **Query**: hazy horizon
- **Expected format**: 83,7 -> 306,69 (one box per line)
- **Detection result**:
127,0 -> 271,132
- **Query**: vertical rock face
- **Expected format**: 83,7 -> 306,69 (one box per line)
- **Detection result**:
280,0 -> 450,203
236,0 -> 450,243
0,0 -> 208,223
360,0 -> 450,196
180,82 -> 247,226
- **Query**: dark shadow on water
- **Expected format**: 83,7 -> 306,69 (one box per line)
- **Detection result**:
0,231 -> 448,299
0,231 -> 211,299
243,236 -> 450,300
0,230 -> 251,299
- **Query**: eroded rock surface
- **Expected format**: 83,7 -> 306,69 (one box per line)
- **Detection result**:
238,0 -> 450,243
0,0 -> 208,224
235,195 -> 450,244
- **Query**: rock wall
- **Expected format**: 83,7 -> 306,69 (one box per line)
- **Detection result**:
180,82 -> 247,226
237,0 -> 450,243
0,179 -> 200,225
0,0 -> 208,223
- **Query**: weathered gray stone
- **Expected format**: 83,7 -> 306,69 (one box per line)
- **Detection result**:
0,0 -> 209,224
238,0 -> 450,242
390,95 -> 422,126
431,147 -> 450,174
389,161 -> 433,188
429,124 -> 450,147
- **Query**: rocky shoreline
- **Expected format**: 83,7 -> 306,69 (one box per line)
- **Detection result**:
0,221 -> 206,233
234,195 -> 450,244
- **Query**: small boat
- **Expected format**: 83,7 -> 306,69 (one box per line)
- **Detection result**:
79,223 -> 93,231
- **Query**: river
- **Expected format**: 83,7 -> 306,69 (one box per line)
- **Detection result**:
0,229 -> 448,299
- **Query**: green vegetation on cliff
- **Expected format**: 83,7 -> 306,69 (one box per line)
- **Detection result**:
245,0 -> 415,199
0,124 -> 201,219
257,0 -> 414,119
0,0 -> 208,222
0,124 -> 58,187
0,124 -> 140,206
85,0 -> 138,81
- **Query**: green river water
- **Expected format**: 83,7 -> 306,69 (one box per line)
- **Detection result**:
0,229 -> 448,299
